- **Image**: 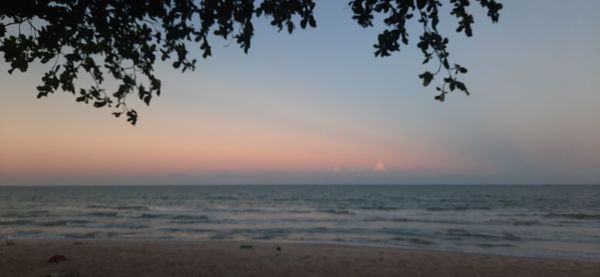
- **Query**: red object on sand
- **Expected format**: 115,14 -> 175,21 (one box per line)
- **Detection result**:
48,255 -> 68,263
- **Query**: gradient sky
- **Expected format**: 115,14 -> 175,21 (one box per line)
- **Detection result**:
1,1 -> 599,185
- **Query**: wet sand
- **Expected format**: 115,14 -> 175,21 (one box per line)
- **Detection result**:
1,240 -> 598,277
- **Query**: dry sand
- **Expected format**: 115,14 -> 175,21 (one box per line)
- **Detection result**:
0,240 -> 598,277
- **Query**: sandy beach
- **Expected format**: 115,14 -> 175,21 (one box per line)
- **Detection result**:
0,240 -> 598,277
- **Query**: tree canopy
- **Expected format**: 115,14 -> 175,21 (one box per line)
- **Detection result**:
0,0 -> 502,125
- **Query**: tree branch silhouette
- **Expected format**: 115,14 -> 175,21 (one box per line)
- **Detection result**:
0,0 -> 502,125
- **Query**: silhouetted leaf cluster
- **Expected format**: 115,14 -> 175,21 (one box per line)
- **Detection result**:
349,0 -> 501,101
0,1 -> 501,125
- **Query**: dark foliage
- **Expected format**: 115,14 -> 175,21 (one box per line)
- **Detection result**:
0,0 -> 501,125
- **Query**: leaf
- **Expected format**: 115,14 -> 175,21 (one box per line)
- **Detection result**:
466,27 -> 473,37
126,110 -> 138,125
143,95 -> 151,105
455,81 -> 469,95
308,16 -> 316,28
300,18 -> 308,29
434,94 -> 445,102
418,71 -> 434,87
93,100 -> 107,108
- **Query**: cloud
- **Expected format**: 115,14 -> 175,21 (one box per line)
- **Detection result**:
373,161 -> 386,172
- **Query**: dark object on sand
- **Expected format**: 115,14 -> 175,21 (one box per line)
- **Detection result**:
5,240 -> 15,246
240,244 -> 253,250
277,246 -> 281,252
48,255 -> 68,263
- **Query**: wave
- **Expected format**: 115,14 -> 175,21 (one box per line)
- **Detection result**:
160,227 -> 211,233
445,229 -> 521,241
392,237 -> 435,245
114,205 -> 149,211
107,231 -> 141,237
138,213 -> 167,219
209,196 -> 239,200
426,206 -> 491,211
364,214 -> 550,227
64,232 -> 101,239
249,230 -> 289,240
14,229 -> 43,234
359,206 -> 398,211
379,228 -> 421,237
363,216 -> 483,226
81,211 -> 120,217
0,219 -> 35,226
138,213 -> 209,220
64,231 -> 141,239
364,216 -> 443,224
476,243 -> 514,248
302,227 -> 330,233
65,232 -> 167,239
102,223 -> 148,229
38,219 -> 90,227
87,204 -> 149,211
510,219 -> 540,226
1,210 -> 50,218
317,209 -> 354,215
544,213 -> 600,220
170,215 -> 211,224
0,219 -> 89,227
173,214 -> 210,220
86,204 -> 111,209
282,209 -> 313,214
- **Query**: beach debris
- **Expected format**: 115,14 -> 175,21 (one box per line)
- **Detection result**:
239,244 -> 253,250
48,255 -> 68,263
5,240 -> 15,246
276,246 -> 281,252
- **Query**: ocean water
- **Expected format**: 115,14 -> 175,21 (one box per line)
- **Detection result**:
0,185 -> 599,261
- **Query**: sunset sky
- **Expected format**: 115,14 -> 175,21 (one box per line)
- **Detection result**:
1,1 -> 599,185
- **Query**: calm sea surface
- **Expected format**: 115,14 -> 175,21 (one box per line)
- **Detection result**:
0,185 -> 599,260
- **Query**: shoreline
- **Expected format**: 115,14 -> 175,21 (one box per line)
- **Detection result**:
4,237 -> 597,262
1,239 -> 598,277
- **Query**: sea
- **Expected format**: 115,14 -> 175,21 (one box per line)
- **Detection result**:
0,185 -> 599,261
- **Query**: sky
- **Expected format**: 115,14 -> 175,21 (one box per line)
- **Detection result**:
1,1 -> 599,185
